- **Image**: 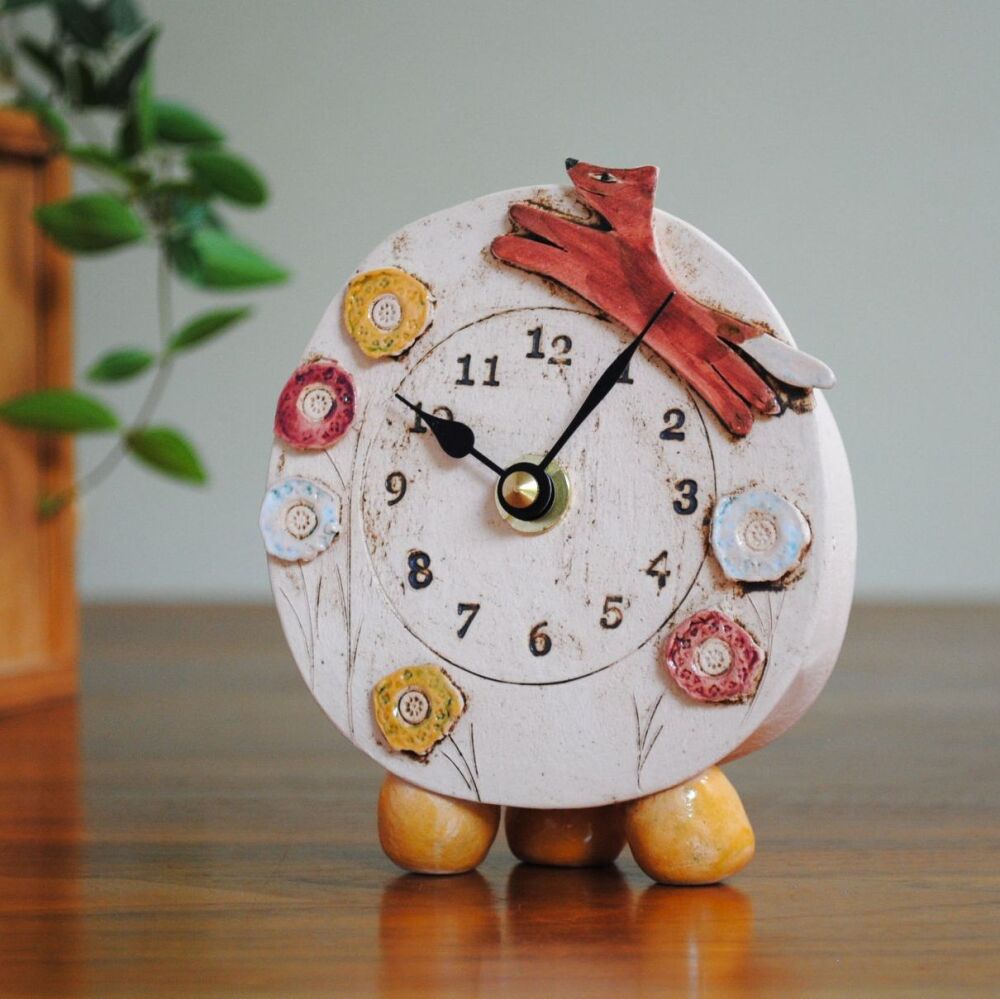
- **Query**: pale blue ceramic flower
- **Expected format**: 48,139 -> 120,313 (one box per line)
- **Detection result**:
260,476 -> 340,562
710,489 -> 811,582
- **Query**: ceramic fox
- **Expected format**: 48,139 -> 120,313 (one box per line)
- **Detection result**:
491,159 -> 834,436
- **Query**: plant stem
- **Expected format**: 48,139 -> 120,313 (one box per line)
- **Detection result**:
41,241 -> 176,518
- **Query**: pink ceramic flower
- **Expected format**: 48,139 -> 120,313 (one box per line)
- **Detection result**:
274,358 -> 355,450
663,610 -> 764,703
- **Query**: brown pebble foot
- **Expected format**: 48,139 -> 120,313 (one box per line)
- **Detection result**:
625,766 -> 755,885
505,804 -> 627,867
378,772 -> 500,875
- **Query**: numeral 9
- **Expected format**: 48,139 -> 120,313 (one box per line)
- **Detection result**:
385,471 -> 407,506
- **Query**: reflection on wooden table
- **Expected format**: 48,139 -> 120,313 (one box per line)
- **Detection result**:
0,604 -> 997,997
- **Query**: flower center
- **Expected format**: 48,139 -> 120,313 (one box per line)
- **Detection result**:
396,688 -> 430,725
298,384 -> 335,422
740,512 -> 778,553
369,293 -> 403,332
285,502 -> 318,540
696,638 -> 733,676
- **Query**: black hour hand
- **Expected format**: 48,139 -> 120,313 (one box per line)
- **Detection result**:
395,395 -> 504,477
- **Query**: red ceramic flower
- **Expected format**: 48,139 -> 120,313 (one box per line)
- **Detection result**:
274,358 -> 355,450
663,610 -> 764,703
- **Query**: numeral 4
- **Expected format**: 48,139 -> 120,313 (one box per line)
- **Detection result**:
645,551 -> 671,592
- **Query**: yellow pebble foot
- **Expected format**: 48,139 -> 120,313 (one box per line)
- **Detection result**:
378,773 -> 500,875
625,766 -> 755,885
505,804 -> 626,867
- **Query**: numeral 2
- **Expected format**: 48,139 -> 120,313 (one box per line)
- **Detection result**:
659,409 -> 686,441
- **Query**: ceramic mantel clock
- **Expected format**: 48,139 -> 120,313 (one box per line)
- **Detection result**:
261,159 -> 856,883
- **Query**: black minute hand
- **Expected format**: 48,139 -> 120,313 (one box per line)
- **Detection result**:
395,395 -> 505,477
539,292 -> 675,470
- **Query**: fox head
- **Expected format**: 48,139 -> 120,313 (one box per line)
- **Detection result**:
564,159 -> 658,235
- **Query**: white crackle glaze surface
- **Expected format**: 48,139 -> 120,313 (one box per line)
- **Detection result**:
264,185 -> 856,808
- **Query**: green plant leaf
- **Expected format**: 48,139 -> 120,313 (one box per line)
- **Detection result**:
168,306 -> 250,353
18,99 -> 70,145
57,0 -> 110,49
175,227 -> 287,289
35,192 -> 145,252
2,0 -> 50,11
86,347 -> 155,382
100,25 -> 157,106
126,426 -> 207,483
100,0 -> 142,36
38,491 -> 72,519
153,100 -> 223,145
187,148 -> 267,206
0,388 -> 118,432
116,62 -> 153,158
68,143 -> 131,179
17,36 -> 66,89
70,57 -> 103,106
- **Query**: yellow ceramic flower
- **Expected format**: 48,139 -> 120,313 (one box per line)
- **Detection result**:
372,664 -> 464,756
343,267 -> 432,358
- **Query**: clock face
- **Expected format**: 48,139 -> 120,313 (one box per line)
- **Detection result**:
263,179 -> 856,808
360,306 -> 715,685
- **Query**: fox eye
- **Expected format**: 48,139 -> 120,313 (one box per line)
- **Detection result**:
588,171 -> 620,184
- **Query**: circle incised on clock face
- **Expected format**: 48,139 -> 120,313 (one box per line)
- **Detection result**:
360,307 -> 716,685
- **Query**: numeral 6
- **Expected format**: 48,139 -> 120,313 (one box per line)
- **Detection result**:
529,621 -> 552,657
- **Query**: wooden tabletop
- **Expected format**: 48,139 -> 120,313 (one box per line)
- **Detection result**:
1,604 -> 998,997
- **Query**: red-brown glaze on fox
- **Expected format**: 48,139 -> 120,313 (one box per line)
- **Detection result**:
491,161 -> 780,436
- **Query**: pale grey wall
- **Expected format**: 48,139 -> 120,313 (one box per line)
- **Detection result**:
72,0 -> 1000,601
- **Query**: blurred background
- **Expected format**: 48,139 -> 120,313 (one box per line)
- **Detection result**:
47,0 -> 1000,600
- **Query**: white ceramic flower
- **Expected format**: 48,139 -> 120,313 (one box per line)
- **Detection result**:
260,476 -> 340,562
710,489 -> 811,582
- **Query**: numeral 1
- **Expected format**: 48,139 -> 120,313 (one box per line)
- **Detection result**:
410,404 -> 454,433
456,355 -> 500,387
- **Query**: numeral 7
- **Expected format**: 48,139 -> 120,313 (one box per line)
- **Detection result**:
457,602 -> 481,639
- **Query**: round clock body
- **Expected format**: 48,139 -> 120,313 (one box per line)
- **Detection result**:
263,184 -> 856,809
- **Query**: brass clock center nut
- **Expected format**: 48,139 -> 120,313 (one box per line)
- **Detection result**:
501,470 -> 540,510
496,456 -> 571,535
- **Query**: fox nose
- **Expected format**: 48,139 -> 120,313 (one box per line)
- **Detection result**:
564,158 -> 579,170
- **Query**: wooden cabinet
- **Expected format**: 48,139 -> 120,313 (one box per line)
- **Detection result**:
0,109 -> 76,713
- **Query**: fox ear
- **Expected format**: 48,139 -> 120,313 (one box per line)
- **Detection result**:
627,164 -> 659,192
